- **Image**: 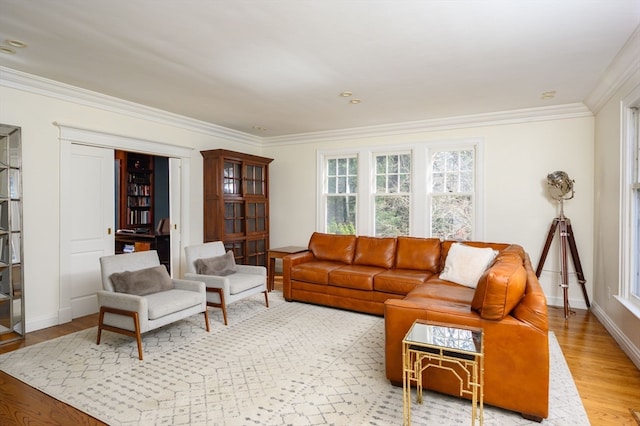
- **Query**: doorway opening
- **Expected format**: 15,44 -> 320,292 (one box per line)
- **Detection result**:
114,150 -> 171,273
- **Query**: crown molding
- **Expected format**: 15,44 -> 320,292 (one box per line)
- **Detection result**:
0,66 -> 262,147
585,24 -> 640,114
1,65 -> 594,149
263,103 -> 593,146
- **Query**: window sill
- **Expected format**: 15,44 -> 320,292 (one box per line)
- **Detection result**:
614,295 -> 640,320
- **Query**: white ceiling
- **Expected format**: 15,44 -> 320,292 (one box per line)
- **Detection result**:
1,0 -> 639,138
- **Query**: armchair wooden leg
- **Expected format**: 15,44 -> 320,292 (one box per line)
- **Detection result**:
96,306 -> 144,360
203,309 -> 210,332
206,287 -> 228,326
263,290 -> 269,308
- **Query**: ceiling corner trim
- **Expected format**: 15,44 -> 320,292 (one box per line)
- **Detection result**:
585,24 -> 640,114
0,66 -> 261,147
263,103 -> 593,146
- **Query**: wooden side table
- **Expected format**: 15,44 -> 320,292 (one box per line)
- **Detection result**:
402,320 -> 484,425
267,246 -> 308,291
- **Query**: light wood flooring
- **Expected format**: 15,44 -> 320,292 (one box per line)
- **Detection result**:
1,280 -> 639,425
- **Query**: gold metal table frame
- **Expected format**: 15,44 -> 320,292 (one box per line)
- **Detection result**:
402,320 -> 484,425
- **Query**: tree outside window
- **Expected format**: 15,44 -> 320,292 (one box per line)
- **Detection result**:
429,149 -> 474,240
326,156 -> 357,234
374,153 -> 411,237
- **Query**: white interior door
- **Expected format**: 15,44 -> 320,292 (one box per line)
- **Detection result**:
68,144 -> 114,318
169,157 -> 181,276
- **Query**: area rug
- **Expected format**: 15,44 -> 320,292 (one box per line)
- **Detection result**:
0,292 -> 588,425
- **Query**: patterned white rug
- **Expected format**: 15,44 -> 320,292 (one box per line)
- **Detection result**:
0,292 -> 588,425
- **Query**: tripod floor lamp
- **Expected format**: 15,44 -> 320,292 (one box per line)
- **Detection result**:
535,171 -> 590,319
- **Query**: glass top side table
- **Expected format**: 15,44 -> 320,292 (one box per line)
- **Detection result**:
402,320 -> 484,425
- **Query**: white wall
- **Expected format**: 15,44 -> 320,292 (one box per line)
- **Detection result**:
263,116 -> 595,310
0,69 -> 600,341
0,81 -> 263,332
591,64 -> 640,368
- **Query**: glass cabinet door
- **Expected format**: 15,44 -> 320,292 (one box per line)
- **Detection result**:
0,124 -> 23,342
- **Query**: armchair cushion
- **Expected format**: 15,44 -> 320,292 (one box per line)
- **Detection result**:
195,250 -> 237,276
146,289 -> 204,320
110,265 -> 173,296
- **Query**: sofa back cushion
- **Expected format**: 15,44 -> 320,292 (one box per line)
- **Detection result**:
471,255 -> 527,320
308,232 -> 357,264
395,237 -> 441,273
353,236 -> 397,268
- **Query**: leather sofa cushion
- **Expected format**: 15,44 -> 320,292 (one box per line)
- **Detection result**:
408,279 -> 475,304
353,236 -> 396,268
471,256 -> 527,320
329,265 -> 385,291
374,269 -> 431,295
309,232 -> 357,264
395,236 -> 441,272
291,261 -> 345,285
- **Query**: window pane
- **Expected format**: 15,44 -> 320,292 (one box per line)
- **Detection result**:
445,173 -> 459,192
388,175 -> 398,193
460,150 -> 473,171
348,157 -> 357,174
376,155 -> 386,173
328,176 -> 336,193
432,172 -> 444,192
460,171 -> 474,192
328,159 -> 336,176
338,158 -> 347,175
327,195 -> 356,235
400,174 -> 411,192
337,176 -> 346,193
445,151 -> 459,171
375,196 -> 410,237
348,176 -> 358,193
376,175 -> 386,192
399,154 -> 411,173
431,195 -> 472,240
388,155 -> 399,173
432,152 -> 445,172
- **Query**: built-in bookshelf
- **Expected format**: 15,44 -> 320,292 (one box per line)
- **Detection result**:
116,151 -> 154,231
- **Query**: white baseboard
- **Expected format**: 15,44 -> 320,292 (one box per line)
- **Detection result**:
546,295 -> 589,311
591,302 -> 640,370
25,314 -> 61,333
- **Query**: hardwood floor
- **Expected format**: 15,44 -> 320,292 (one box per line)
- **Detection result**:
1,284 -> 639,425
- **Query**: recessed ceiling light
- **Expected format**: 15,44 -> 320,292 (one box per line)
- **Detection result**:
0,46 -> 16,55
340,91 -> 353,97
6,39 -> 27,48
541,90 -> 556,100
349,99 -> 362,104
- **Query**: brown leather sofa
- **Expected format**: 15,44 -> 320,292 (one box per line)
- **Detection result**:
282,232 -> 549,421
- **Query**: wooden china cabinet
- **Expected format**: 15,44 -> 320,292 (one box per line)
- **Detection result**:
201,149 -> 273,266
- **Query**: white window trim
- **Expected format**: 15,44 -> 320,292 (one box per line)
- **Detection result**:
317,138 -> 484,238
618,83 -> 640,318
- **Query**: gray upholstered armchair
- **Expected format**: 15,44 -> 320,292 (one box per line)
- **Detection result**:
184,242 -> 269,325
97,250 -> 209,360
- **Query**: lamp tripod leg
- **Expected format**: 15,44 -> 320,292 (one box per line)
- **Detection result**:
559,220 -> 571,319
565,220 -> 591,308
536,218 -> 559,278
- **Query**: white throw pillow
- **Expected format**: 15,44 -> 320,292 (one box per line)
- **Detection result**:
439,243 -> 498,288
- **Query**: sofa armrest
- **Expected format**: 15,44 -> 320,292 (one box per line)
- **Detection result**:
282,251 -> 314,301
